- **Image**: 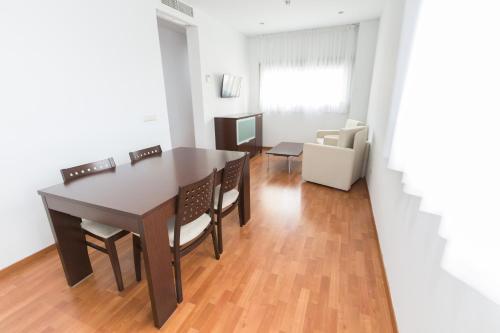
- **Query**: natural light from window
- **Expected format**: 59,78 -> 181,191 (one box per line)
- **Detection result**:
260,65 -> 350,113
388,0 -> 500,304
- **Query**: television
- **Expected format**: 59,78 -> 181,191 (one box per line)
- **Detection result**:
221,74 -> 242,98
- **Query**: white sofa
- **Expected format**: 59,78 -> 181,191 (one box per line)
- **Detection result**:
303,126 -> 368,191
316,119 -> 365,146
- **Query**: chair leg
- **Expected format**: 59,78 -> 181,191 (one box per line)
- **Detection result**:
211,225 -> 220,260
216,213 -> 223,254
173,252 -> 183,303
132,234 -> 142,282
237,200 -> 244,227
104,239 -> 124,291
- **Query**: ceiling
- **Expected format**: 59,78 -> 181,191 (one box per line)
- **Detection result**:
183,0 -> 385,35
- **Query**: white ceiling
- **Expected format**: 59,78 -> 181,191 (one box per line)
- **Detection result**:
184,0 -> 385,35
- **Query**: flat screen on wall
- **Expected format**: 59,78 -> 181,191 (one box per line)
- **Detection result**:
221,74 -> 242,98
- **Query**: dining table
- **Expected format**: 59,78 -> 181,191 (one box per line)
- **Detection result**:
37,147 -> 250,328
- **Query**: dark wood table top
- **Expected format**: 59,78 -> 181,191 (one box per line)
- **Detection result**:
266,142 -> 304,157
38,147 -> 246,218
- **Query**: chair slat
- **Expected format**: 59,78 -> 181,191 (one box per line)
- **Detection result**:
177,170 -> 216,226
220,155 -> 246,194
129,145 -> 162,163
60,158 -> 116,183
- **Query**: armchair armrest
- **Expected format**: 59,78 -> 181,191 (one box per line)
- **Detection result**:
316,129 -> 340,138
323,135 -> 338,146
302,143 -> 355,191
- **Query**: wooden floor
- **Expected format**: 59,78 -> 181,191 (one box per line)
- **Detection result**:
0,153 -> 395,333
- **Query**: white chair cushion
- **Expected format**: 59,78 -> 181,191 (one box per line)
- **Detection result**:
323,135 -> 339,146
316,138 -> 325,144
345,119 -> 363,128
338,126 -> 366,148
81,219 -> 123,239
167,213 -> 211,246
214,185 -> 239,210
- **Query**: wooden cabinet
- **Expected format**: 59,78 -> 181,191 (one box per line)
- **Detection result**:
214,113 -> 263,158
255,113 -> 263,155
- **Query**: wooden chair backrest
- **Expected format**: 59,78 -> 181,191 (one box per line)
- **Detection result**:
176,169 -> 216,228
220,155 -> 246,194
129,145 -> 162,163
60,158 -> 116,183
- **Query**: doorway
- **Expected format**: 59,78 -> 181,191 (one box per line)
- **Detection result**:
157,18 -> 195,148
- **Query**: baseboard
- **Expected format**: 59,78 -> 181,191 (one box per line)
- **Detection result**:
363,179 -> 399,333
0,244 -> 56,278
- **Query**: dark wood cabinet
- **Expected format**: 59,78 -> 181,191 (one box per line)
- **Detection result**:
214,113 -> 263,158
255,113 -> 263,155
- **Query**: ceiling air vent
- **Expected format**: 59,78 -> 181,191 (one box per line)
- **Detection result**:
161,0 -> 194,17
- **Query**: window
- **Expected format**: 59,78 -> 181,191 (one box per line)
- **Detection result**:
260,65 -> 350,113
255,25 -> 358,114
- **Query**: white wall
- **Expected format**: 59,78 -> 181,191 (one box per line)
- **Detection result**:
350,20 -> 379,121
0,0 -> 172,269
365,0 -> 500,332
165,9 -> 250,149
158,20 -> 196,148
0,1 -> 251,270
247,20 -> 379,147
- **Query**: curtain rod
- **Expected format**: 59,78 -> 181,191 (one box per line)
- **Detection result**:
254,23 -> 359,38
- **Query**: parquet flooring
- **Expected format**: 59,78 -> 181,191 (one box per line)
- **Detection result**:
0,153 -> 395,332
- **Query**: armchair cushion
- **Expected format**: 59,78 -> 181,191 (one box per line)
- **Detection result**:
315,119 -> 364,146
338,126 -> 366,148
316,129 -> 340,138
345,119 -> 364,128
323,135 -> 339,146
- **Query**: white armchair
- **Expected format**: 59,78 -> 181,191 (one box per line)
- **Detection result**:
316,118 -> 365,146
303,126 -> 368,191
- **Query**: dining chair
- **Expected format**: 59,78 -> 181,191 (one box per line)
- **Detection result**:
214,155 -> 246,254
129,145 -> 162,163
60,158 -> 130,291
132,169 -> 220,303
129,144 -> 163,281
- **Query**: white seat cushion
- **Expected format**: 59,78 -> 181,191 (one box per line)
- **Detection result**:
167,214 -> 211,246
323,135 -> 339,146
214,185 -> 239,210
81,219 -> 123,239
338,126 -> 366,148
316,138 -> 324,144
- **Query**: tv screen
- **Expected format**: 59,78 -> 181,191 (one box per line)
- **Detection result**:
221,74 -> 242,98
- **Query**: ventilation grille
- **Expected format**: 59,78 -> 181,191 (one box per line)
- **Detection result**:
161,0 -> 194,17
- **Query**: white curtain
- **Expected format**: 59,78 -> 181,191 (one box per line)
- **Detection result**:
257,25 -> 358,113
388,0 -> 500,303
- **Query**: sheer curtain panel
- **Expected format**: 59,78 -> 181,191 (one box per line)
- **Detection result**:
257,25 -> 358,113
387,0 -> 500,304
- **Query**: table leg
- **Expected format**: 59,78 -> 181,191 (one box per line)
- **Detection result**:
44,202 -> 92,286
239,154 -> 251,224
141,207 -> 177,328
288,156 -> 291,174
